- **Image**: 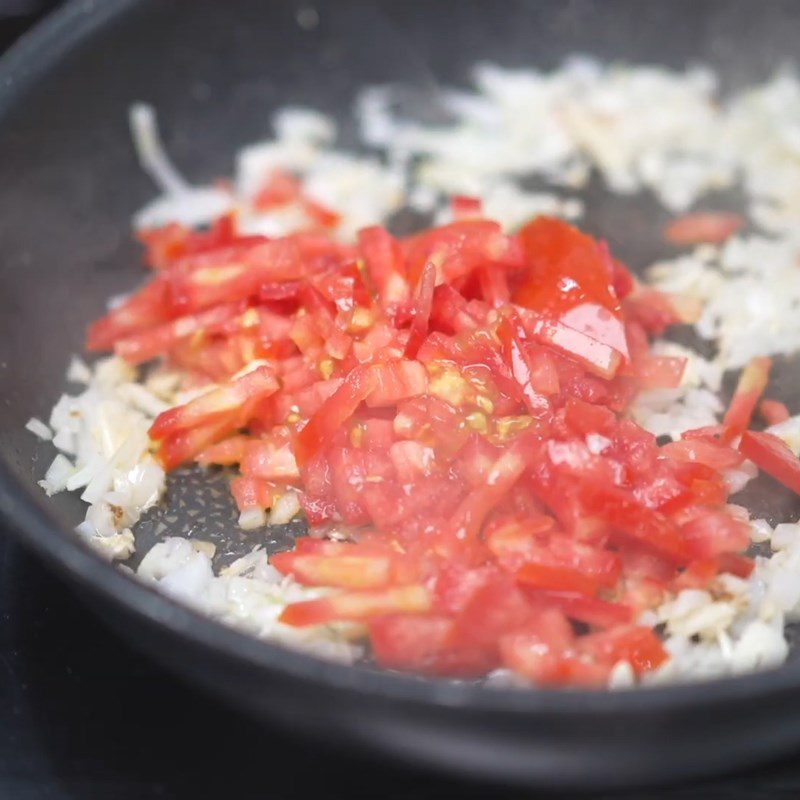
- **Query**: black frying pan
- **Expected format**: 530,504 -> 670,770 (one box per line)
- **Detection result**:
3,0 -> 800,789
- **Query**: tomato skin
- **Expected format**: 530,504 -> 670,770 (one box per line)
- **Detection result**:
739,430 -> 800,496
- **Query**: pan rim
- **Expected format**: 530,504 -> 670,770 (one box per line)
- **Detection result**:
1,0 -> 799,719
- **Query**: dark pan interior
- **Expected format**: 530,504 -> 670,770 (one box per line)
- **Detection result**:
5,0 -> 800,788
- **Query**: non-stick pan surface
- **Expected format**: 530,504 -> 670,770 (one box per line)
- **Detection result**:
4,0 -> 800,788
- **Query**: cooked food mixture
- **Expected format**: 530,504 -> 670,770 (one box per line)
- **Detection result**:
30,60 -> 800,687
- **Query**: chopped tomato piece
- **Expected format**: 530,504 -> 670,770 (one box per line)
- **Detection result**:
150,365 -> 278,441
449,576 -> 533,653
241,437 -> 300,482
404,261 -> 437,359
271,551 -> 393,589
526,589 -> 634,629
358,226 -> 410,310
370,614 -> 496,677
196,434 -> 252,466
760,399 -> 790,426
365,359 -> 428,408
580,626 -> 668,675
451,195 -> 483,220
664,211 -> 744,246
294,365 -> 376,466
722,356 -> 772,443
739,430 -> 800,496
279,585 -> 431,626
661,439 -> 744,471
231,475 -> 276,512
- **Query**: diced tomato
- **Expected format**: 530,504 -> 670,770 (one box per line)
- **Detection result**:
241,437 -> 300,482
496,316 -> 550,416
521,311 -> 624,380
739,430 -> 800,496
87,280 -> 172,351
358,226 -> 410,310
294,365 -> 376,466
253,168 -> 303,210
279,585 -> 431,626
580,626 -> 668,675
760,399 -> 791,426
365,359 -> 428,407
664,212 -> 744,246
404,261 -> 437,359
150,365 -> 278,442
196,434 -> 252,466
680,508 -> 751,559
403,219 -> 508,285
370,614 -> 496,677
634,356 -> 687,390
499,608 -> 613,687
271,550 -> 393,589
526,589 -> 633,629
563,397 -> 616,436
516,562 -> 602,596
230,475 -> 276,512
722,356 -> 772,443
449,575 -> 534,653
661,439 -> 744,470
157,416 -> 241,470
114,302 -> 245,365
448,447 -> 528,540
431,565 -> 496,615
451,195 -> 483,220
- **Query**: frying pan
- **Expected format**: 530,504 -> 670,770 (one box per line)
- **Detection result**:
3,0 -> 800,789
